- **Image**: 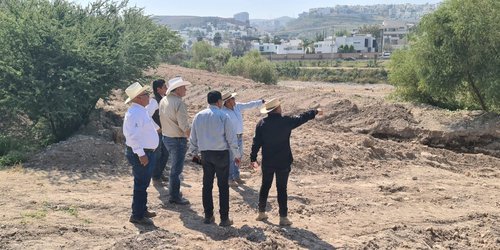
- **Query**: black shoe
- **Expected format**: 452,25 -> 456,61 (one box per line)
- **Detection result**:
129,216 -> 154,225
145,210 -> 157,218
203,216 -> 215,224
219,219 -> 233,227
169,197 -> 190,205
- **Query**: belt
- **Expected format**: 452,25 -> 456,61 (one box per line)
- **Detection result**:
127,146 -> 155,153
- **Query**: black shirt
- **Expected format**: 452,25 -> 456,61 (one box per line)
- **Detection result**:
152,95 -> 162,129
250,110 -> 317,169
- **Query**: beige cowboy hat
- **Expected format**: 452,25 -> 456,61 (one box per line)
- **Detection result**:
222,92 -> 237,103
260,98 -> 280,114
125,82 -> 149,104
166,77 -> 191,95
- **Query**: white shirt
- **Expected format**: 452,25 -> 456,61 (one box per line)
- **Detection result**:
146,97 -> 158,117
222,100 -> 263,134
123,103 -> 159,156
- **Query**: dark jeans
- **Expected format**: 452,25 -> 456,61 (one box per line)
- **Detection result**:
126,147 -> 156,219
201,150 -> 230,220
153,133 -> 169,179
163,136 -> 187,201
258,167 -> 291,217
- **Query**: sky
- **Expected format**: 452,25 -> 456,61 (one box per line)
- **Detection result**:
71,0 -> 442,19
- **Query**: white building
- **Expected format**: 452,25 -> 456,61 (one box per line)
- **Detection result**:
253,42 -> 278,54
313,36 -> 337,54
381,20 -> 414,50
277,39 -> 304,54
335,34 -> 376,53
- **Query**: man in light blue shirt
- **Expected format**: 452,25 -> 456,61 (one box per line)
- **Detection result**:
221,92 -> 264,186
189,91 -> 241,227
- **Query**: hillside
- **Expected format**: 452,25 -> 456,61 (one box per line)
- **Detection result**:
0,65 -> 499,249
152,15 -> 246,30
278,14 -> 384,38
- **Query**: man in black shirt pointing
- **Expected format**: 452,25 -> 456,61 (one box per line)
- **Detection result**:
250,98 -> 323,226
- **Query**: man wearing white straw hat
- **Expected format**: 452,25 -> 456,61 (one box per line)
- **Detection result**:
221,92 -> 264,187
250,98 -> 323,226
159,76 -> 191,205
123,82 -> 159,225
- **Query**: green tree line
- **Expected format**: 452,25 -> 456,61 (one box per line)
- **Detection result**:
0,0 -> 182,165
389,0 -> 499,112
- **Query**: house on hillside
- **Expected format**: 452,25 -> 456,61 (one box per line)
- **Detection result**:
335,34 -> 376,53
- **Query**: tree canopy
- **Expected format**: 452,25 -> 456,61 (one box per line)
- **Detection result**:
0,0 -> 182,141
389,0 -> 499,112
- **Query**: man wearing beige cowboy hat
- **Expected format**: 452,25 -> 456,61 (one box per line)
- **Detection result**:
221,92 -> 264,187
250,98 -> 323,226
159,76 -> 191,205
123,82 -> 159,225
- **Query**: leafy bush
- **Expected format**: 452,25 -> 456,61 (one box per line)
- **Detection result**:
0,0 -> 182,142
190,41 -> 231,72
388,0 -> 500,112
223,51 -> 278,84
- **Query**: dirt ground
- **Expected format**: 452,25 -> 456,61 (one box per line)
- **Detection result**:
1,64 -> 499,249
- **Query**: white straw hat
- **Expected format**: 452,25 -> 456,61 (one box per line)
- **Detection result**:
222,92 -> 237,102
166,77 -> 191,95
125,82 -> 149,104
260,98 -> 281,114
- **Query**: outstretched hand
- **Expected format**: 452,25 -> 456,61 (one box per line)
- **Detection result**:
316,108 -> 324,116
250,161 -> 260,170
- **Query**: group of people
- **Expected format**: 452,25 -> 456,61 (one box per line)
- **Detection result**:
122,76 -> 322,227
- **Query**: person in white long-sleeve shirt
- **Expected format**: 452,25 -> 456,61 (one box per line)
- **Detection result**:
123,82 -> 159,226
221,92 -> 264,187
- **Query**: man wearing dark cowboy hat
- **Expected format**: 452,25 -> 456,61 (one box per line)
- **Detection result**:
221,92 -> 264,187
189,91 -> 241,227
250,98 -> 323,226
123,82 -> 159,226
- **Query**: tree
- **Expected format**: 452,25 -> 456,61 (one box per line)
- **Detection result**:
0,0 -> 182,141
213,32 -> 222,46
389,0 -> 500,112
359,24 -> 380,38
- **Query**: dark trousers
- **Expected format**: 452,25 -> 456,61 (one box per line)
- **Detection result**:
201,150 -> 230,220
126,147 -> 156,219
258,167 -> 291,217
153,133 -> 169,179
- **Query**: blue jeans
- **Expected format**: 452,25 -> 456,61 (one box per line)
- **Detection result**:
153,133 -> 169,179
126,147 -> 156,219
229,135 -> 243,180
163,136 -> 187,201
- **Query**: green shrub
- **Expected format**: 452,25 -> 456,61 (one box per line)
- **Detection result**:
223,51 -> 277,84
0,0 -> 182,142
0,151 -> 27,167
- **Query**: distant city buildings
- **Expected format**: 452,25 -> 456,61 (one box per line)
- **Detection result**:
157,3 -> 438,55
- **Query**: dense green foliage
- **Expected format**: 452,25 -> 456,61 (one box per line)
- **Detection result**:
223,51 -> 278,84
0,0 -> 182,140
276,62 -> 387,84
185,41 -> 231,72
389,0 -> 500,112
0,0 -> 182,165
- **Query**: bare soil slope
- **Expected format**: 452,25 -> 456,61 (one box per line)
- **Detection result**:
1,65 -> 499,249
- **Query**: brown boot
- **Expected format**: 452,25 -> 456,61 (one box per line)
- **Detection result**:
279,216 -> 292,226
255,212 -> 268,221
